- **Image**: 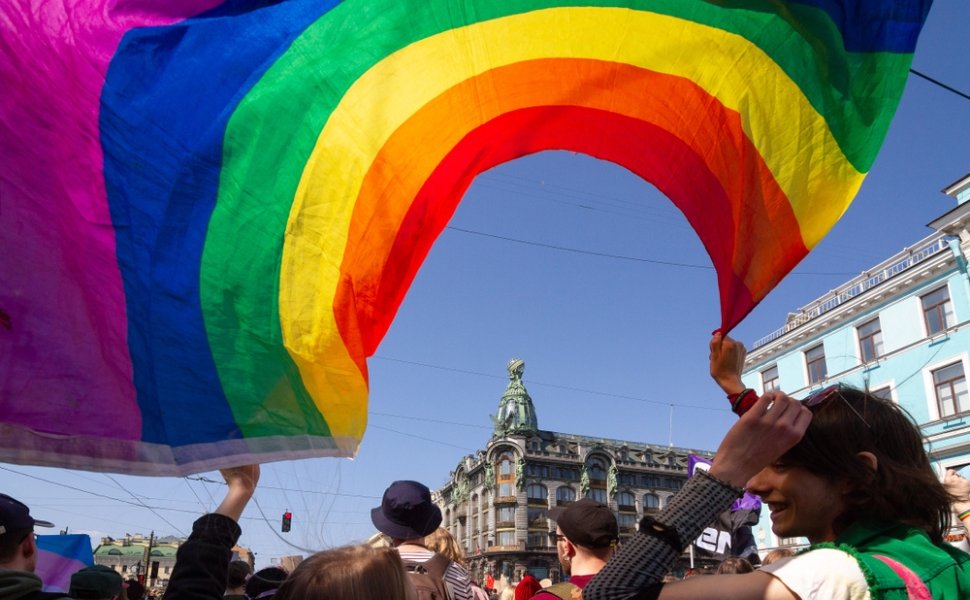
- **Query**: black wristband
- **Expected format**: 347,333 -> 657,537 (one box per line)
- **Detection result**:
638,516 -> 684,553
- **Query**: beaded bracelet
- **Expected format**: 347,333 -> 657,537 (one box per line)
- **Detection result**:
696,468 -> 745,498
728,388 -> 757,416
959,509 -> 970,522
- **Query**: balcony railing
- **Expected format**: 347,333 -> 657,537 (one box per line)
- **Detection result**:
753,234 -> 951,348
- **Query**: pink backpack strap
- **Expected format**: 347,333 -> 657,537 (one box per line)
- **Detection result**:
871,554 -> 930,600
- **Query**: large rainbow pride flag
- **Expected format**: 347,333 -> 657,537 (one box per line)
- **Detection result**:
0,0 -> 932,474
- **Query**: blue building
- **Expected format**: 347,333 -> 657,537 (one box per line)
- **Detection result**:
740,172 -> 970,553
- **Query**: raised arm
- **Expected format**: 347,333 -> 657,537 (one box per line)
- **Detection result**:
164,465 -> 260,600
944,469 -> 970,537
583,394 -> 810,600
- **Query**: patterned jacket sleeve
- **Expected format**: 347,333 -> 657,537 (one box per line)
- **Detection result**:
582,471 -> 742,600
162,513 -> 241,600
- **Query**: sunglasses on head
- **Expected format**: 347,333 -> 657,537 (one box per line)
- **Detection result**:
801,383 -> 870,429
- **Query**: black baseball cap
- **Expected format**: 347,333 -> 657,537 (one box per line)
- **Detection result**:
548,498 -> 618,549
0,494 -> 54,537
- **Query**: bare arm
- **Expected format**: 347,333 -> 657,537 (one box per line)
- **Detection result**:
709,332 -> 746,395
215,464 -> 260,521
164,465 -> 260,600
584,395 -> 810,600
657,571 -> 798,600
944,469 -> 970,534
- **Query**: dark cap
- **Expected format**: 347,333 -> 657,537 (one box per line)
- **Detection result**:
370,480 -> 442,540
0,494 -> 54,537
70,565 -> 123,599
548,498 -> 618,549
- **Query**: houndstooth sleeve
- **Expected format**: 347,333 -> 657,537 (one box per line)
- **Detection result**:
582,470 -> 743,600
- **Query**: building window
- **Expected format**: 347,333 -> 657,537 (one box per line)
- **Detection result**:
496,506 -> 515,527
616,492 -> 636,511
585,456 -> 608,504
527,531 -> 548,548
933,362 -> 968,418
527,507 -> 547,528
495,530 -> 516,547
617,513 -> 637,533
498,452 -> 515,475
805,344 -> 827,385
496,451 -> 516,500
761,365 -> 779,392
922,286 -> 954,335
556,487 -> 576,505
870,386 -> 893,401
526,484 -> 547,505
643,493 -> 660,511
857,318 -> 884,363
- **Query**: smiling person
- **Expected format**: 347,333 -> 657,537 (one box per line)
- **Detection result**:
582,334 -> 970,600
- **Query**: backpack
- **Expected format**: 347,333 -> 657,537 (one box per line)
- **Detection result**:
401,552 -> 454,600
541,582 -> 582,600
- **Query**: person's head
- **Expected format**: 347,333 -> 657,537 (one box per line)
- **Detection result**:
226,559 -> 252,592
0,493 -> 54,571
125,578 -> 146,600
760,547 -> 795,566
715,556 -> 753,574
245,566 -> 288,600
371,481 -> 442,543
513,575 -> 541,600
70,564 -> 124,600
547,498 -> 618,574
424,527 -> 465,565
275,545 -> 415,600
747,386 -> 952,543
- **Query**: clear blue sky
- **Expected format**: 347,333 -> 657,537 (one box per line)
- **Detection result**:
3,0 -> 969,568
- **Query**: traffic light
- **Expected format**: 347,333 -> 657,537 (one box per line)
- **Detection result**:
282,511 -> 292,532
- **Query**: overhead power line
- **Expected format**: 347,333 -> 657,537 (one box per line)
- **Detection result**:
444,226 -> 857,276
910,68 -> 970,102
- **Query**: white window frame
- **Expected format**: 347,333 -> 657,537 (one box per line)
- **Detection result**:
856,317 -> 884,364
921,353 -> 970,421
921,285 -> 955,337
761,365 -> 779,393
805,344 -> 827,385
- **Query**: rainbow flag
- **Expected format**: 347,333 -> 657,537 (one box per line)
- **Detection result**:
0,0 -> 932,474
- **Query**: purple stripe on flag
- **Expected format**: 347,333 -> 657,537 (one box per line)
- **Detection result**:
35,534 -> 94,592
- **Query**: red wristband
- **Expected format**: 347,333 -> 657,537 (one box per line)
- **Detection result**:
728,389 -> 758,416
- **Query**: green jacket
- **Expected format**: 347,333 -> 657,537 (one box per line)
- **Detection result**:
811,520 -> 970,600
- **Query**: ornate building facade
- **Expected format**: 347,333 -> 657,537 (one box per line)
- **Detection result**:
434,359 -> 715,583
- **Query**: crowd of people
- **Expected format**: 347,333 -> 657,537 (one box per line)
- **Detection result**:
3,334 -> 970,599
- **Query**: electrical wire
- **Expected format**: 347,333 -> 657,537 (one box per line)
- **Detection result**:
444,226 -> 859,276
371,355 -> 732,413
910,68 -> 970,102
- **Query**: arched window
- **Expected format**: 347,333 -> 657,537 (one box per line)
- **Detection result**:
496,450 -> 517,499
643,493 -> 660,511
526,483 -> 547,505
585,455 -> 608,503
616,491 -> 635,511
556,486 -> 576,505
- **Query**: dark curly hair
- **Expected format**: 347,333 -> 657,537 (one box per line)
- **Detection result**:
781,386 -> 953,543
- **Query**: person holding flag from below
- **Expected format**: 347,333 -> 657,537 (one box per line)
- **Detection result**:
0,494 -> 71,600
582,334 -> 970,599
